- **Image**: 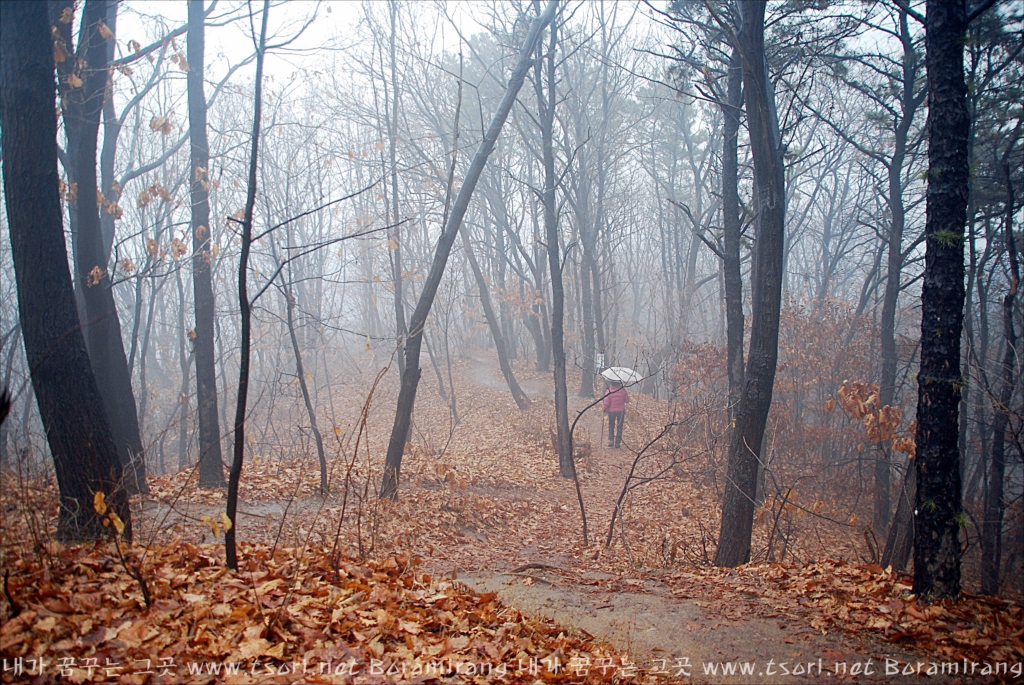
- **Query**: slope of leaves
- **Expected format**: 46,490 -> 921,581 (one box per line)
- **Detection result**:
659,560 -> 1024,669
1,534 -> 619,684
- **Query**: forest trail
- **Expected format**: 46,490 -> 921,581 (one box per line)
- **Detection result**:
457,354 -> 936,683
125,350 -> 1017,681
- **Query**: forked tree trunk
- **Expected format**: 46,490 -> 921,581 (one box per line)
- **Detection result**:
187,0 -> 225,488
715,1 -> 787,567
914,0 -> 969,601
379,1 -> 558,500
0,0 -> 131,540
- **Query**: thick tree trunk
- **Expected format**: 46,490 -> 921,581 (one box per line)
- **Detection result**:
914,0 -> 969,601
54,0 -> 148,494
1,0 -> 131,540
187,0 -> 225,488
722,48 -> 745,423
980,141 -> 1020,596
379,1 -> 558,500
715,1 -> 787,567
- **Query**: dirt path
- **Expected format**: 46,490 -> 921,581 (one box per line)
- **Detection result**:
463,567 -> 942,684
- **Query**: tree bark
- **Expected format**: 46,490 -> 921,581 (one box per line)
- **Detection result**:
53,0 -> 148,494
187,0 -> 225,488
914,0 -> 969,601
1,0 -> 131,540
379,1 -> 558,500
715,1 -> 787,567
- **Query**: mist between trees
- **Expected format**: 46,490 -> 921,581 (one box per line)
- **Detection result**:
0,0 -> 1020,601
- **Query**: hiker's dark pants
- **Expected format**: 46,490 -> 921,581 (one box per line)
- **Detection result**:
608,411 -> 624,447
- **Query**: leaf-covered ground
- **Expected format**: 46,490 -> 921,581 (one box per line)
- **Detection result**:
2,354 -> 1022,682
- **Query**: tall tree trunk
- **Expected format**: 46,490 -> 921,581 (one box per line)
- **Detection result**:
914,0 -> 969,601
980,133 -> 1020,595
379,1 -> 558,500
54,0 -> 148,494
537,15 -> 575,479
187,0 -> 225,488
876,9 -> 923,535
225,0 -> 269,570
715,1 -> 787,567
722,48 -> 745,423
1,0 -> 131,540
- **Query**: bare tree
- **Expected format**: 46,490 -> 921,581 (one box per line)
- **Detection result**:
380,1 -> 558,500
52,0 -> 148,494
715,0 -> 787,568
226,0 -> 271,571
1,0 -> 131,540
913,0 -> 970,601
187,0 -> 226,488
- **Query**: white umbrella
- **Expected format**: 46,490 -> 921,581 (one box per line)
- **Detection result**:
600,366 -> 641,385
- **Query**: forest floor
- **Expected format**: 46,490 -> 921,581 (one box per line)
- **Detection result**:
2,350 -> 1022,683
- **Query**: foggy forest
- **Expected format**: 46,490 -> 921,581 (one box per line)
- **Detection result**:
0,0 -> 1022,682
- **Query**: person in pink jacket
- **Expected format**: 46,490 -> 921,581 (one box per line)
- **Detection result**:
603,381 -> 629,448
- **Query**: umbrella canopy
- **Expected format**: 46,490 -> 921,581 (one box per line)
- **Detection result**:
600,367 -> 642,385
